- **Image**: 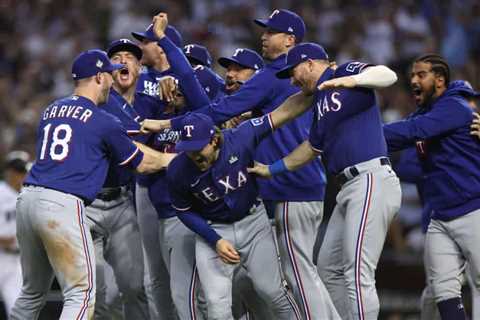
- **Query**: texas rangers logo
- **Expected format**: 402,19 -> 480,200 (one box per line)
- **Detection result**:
184,125 -> 194,137
233,49 -> 244,57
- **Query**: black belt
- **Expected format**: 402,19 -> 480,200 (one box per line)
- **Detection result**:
336,157 -> 391,186
96,186 -> 128,202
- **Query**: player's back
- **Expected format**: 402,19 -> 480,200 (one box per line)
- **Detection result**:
25,94 -> 123,202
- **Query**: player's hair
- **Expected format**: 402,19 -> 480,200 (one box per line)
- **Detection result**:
414,54 -> 450,85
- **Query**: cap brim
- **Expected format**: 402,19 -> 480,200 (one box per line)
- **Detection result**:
131,31 -> 157,42
106,63 -> 124,73
276,65 -> 295,79
107,43 -> 143,60
218,57 -> 250,69
254,18 -> 269,28
175,139 -> 210,152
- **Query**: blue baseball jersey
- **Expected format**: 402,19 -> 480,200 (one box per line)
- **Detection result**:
137,36 -> 212,219
136,66 -> 172,97
25,95 -> 143,203
174,54 -> 326,201
168,115 -> 274,245
100,89 -> 153,188
384,85 -> 480,221
308,62 -> 388,174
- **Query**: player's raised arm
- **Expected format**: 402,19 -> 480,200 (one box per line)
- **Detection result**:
318,64 -> 397,90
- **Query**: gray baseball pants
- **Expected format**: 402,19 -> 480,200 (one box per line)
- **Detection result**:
11,186 -> 95,320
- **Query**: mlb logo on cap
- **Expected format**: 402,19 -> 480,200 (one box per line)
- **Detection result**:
175,113 -> 216,152
71,49 -> 123,80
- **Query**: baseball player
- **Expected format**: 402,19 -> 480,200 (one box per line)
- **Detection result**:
216,47 -> 274,320
248,43 -> 400,320
146,14 -> 216,319
182,44 -> 225,98
9,49 -> 171,320
394,80 -> 480,320
383,54 -> 480,320
84,39 -> 173,320
0,151 -> 29,317
161,94 -> 323,319
143,10 -> 335,319
218,48 -> 263,95
132,23 -> 184,319
133,24 -> 183,97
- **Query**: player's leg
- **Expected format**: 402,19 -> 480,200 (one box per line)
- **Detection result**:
425,219 -> 466,319
30,188 -> 96,319
104,194 -> 149,320
341,167 -> 401,319
420,248 -> 441,320
10,188 -> 55,320
91,235 -> 112,320
135,183 -> 176,319
195,224 -> 236,320
316,204 -> 350,319
104,261 -> 124,320
465,263 -> 480,320
275,200 -> 340,319
240,205 -> 302,320
164,216 -> 206,320
232,267 -> 274,319
443,209 -> 480,319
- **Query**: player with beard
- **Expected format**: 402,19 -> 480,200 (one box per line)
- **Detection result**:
383,54 -> 480,320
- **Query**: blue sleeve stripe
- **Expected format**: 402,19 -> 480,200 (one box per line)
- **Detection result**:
119,147 -> 140,166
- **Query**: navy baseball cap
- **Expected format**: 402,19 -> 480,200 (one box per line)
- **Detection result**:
183,44 -> 212,67
254,9 -> 306,43
276,43 -> 329,79
107,39 -> 143,60
218,48 -> 264,71
175,113 -> 215,152
194,66 -> 222,100
71,49 -> 123,80
449,80 -> 480,98
131,24 -> 183,47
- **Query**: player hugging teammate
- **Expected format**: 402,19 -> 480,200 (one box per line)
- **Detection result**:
6,7 -> 480,320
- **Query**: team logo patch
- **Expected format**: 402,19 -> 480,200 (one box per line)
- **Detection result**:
96,59 -> 103,68
229,155 -> 238,164
251,117 -> 264,126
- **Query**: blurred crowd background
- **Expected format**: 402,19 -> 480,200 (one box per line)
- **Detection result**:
0,0 -> 479,318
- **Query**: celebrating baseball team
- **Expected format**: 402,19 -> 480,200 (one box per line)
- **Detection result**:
2,6 -> 480,320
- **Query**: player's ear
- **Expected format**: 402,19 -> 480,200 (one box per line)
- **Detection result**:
95,72 -> 102,85
285,34 -> 296,48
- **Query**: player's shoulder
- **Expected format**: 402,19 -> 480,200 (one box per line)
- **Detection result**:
334,61 -> 373,78
167,153 -> 196,184
436,94 -> 473,117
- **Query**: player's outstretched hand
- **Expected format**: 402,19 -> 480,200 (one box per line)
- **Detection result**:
158,76 -> 178,102
247,161 -> 272,178
318,76 -> 356,90
470,112 -> 480,139
152,12 -> 168,39
140,119 -> 171,134
216,239 -> 240,264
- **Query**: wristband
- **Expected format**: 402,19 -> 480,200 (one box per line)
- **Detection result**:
269,159 -> 288,176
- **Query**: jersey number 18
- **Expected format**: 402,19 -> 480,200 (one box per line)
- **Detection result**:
39,124 -> 73,161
